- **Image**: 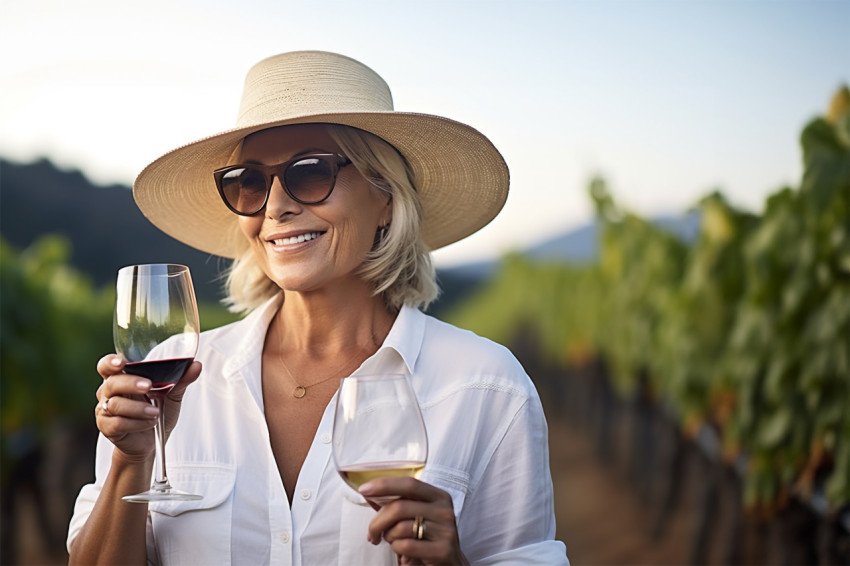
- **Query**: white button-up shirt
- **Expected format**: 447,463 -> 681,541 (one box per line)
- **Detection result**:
68,296 -> 569,565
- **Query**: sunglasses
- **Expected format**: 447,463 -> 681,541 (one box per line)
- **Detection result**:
213,153 -> 352,216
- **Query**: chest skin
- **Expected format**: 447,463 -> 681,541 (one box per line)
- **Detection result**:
261,348 -> 341,504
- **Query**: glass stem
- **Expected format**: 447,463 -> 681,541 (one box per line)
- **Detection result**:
150,395 -> 170,490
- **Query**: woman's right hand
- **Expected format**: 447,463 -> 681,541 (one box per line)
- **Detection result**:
95,354 -> 202,463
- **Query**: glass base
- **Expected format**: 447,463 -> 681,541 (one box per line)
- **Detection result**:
122,486 -> 203,503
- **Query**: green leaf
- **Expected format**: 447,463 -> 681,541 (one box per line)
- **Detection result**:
758,409 -> 792,448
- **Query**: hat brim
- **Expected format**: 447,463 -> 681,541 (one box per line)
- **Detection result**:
133,111 -> 509,259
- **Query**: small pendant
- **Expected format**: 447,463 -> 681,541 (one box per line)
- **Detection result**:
293,385 -> 307,399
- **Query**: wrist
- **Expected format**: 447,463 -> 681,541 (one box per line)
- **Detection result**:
111,448 -> 155,468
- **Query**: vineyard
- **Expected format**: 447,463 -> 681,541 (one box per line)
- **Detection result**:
1,87 -> 847,564
0,237 -> 240,564
448,87 -> 849,563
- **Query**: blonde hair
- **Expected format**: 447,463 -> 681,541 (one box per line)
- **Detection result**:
223,124 -> 439,313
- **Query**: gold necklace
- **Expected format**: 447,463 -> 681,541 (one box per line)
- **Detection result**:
276,347 -> 363,398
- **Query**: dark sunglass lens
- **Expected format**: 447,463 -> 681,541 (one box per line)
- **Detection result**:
284,157 -> 335,203
221,167 -> 267,213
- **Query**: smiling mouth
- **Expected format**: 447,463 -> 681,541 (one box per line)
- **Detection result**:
270,232 -> 325,246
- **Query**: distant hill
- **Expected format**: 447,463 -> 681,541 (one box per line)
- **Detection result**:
525,223 -> 600,264
0,158 -> 229,301
438,211 -> 701,281
526,211 -> 701,262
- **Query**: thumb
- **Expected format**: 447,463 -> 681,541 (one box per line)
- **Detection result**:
168,361 -> 202,402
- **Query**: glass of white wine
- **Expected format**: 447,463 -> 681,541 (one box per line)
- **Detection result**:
332,374 -> 428,506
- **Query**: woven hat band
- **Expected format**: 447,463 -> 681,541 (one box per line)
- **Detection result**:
236,52 -> 395,128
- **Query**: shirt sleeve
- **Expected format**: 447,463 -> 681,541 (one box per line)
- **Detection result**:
458,395 -> 570,565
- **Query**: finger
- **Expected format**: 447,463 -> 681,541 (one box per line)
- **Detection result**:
388,517 -> 460,564
97,413 -> 159,437
98,395 -> 160,420
367,499 -> 455,546
168,361 -> 202,402
381,518 -> 419,544
391,537 -> 452,565
98,373 -> 153,402
96,414 -> 157,442
96,354 -> 126,379
360,477 -> 449,504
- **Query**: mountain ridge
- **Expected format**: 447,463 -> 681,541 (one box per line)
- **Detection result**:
1,157 -> 229,301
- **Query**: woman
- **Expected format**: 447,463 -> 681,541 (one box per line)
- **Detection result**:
68,51 -> 569,565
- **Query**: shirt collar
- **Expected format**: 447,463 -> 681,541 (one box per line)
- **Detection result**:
220,294 -> 282,378
369,304 -> 426,376
218,296 -> 426,378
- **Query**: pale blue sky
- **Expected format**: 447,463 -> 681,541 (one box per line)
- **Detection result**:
1,0 -> 847,266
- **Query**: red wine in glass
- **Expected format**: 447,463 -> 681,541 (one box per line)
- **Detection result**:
113,264 -> 201,502
125,357 -> 194,393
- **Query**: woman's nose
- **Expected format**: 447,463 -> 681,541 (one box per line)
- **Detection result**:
264,175 -> 302,218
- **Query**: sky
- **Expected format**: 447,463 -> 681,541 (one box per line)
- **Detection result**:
1,0 -> 848,267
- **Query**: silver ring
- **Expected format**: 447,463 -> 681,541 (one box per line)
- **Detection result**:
101,397 -> 110,415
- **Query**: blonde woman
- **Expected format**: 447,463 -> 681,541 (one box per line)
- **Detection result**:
68,51 -> 569,566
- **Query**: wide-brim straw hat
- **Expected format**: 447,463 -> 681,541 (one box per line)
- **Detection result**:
133,50 -> 509,258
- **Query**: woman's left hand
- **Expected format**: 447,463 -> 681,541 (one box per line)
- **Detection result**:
360,477 -> 469,566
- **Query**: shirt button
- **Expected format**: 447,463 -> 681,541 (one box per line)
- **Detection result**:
320,432 -> 331,444
280,531 -> 291,544
299,489 -> 312,500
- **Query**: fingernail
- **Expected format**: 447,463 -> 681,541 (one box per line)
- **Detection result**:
144,406 -> 159,416
111,357 -> 122,366
137,380 -> 151,391
359,482 -> 374,496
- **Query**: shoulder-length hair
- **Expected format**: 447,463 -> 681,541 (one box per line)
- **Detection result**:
223,124 -> 439,313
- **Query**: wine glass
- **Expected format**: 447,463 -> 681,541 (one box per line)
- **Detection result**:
113,263 -> 202,502
332,374 -> 428,506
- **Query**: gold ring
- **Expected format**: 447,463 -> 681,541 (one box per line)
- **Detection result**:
101,397 -> 110,415
412,515 -> 425,540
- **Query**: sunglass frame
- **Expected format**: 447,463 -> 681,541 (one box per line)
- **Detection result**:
213,153 -> 351,216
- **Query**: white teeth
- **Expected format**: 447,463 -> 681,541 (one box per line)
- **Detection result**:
272,232 -> 322,246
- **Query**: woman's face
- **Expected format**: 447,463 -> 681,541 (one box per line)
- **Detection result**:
237,124 -> 392,294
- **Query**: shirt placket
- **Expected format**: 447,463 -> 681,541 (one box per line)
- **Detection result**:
289,396 -> 336,564
268,453 -> 295,565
